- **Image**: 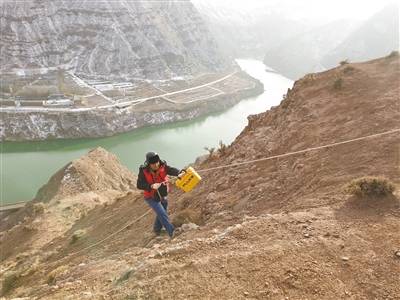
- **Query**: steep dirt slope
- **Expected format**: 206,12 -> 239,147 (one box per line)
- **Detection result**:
1,54 -> 399,299
0,148 -> 136,261
188,53 -> 399,217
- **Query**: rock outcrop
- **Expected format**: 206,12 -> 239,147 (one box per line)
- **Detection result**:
0,147 -> 137,263
34,147 -> 136,202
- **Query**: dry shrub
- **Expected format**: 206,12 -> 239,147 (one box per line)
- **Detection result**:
33,202 -> 45,214
1,272 -> 19,295
339,59 -> 349,66
1,259 -> 41,295
218,140 -> 227,155
70,229 -> 87,244
46,265 -> 69,285
204,146 -> 215,161
333,77 -> 343,90
387,50 -> 399,58
344,176 -> 395,197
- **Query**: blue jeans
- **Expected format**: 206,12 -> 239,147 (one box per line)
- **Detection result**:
144,197 -> 174,237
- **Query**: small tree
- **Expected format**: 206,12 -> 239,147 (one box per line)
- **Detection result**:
339,59 -> 349,66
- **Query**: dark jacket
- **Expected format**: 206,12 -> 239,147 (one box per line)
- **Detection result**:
136,160 -> 182,200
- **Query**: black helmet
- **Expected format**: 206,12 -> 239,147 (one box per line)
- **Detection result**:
146,151 -> 160,164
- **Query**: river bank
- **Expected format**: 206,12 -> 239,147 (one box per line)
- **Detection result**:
0,71 -> 263,141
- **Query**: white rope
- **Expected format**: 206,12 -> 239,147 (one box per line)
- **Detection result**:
63,128 -> 399,258
66,210 -> 152,257
197,128 -> 400,173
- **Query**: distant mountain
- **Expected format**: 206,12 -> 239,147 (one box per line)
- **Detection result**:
322,4 -> 399,68
263,19 -> 360,79
0,0 -> 230,80
193,0 -> 316,59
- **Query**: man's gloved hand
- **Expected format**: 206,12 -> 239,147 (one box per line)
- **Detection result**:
151,183 -> 162,190
177,170 -> 186,179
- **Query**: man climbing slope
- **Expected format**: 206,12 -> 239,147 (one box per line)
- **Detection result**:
137,152 -> 186,238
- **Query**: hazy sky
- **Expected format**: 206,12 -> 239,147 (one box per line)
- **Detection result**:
193,0 -> 400,22
276,0 -> 399,21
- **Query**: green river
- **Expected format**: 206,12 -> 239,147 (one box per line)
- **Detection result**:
0,59 -> 293,205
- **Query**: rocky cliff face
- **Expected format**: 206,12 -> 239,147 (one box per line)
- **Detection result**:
0,0 -> 229,80
0,97 -> 239,141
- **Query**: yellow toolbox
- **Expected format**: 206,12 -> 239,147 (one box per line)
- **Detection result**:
175,167 -> 202,192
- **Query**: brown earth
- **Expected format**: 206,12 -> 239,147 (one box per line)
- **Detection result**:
0,54 -> 399,300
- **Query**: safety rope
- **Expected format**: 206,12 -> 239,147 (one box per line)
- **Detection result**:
64,128 -> 399,258
66,210 -> 152,258
197,128 -> 400,173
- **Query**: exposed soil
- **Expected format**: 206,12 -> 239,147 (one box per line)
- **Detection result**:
0,55 -> 399,300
